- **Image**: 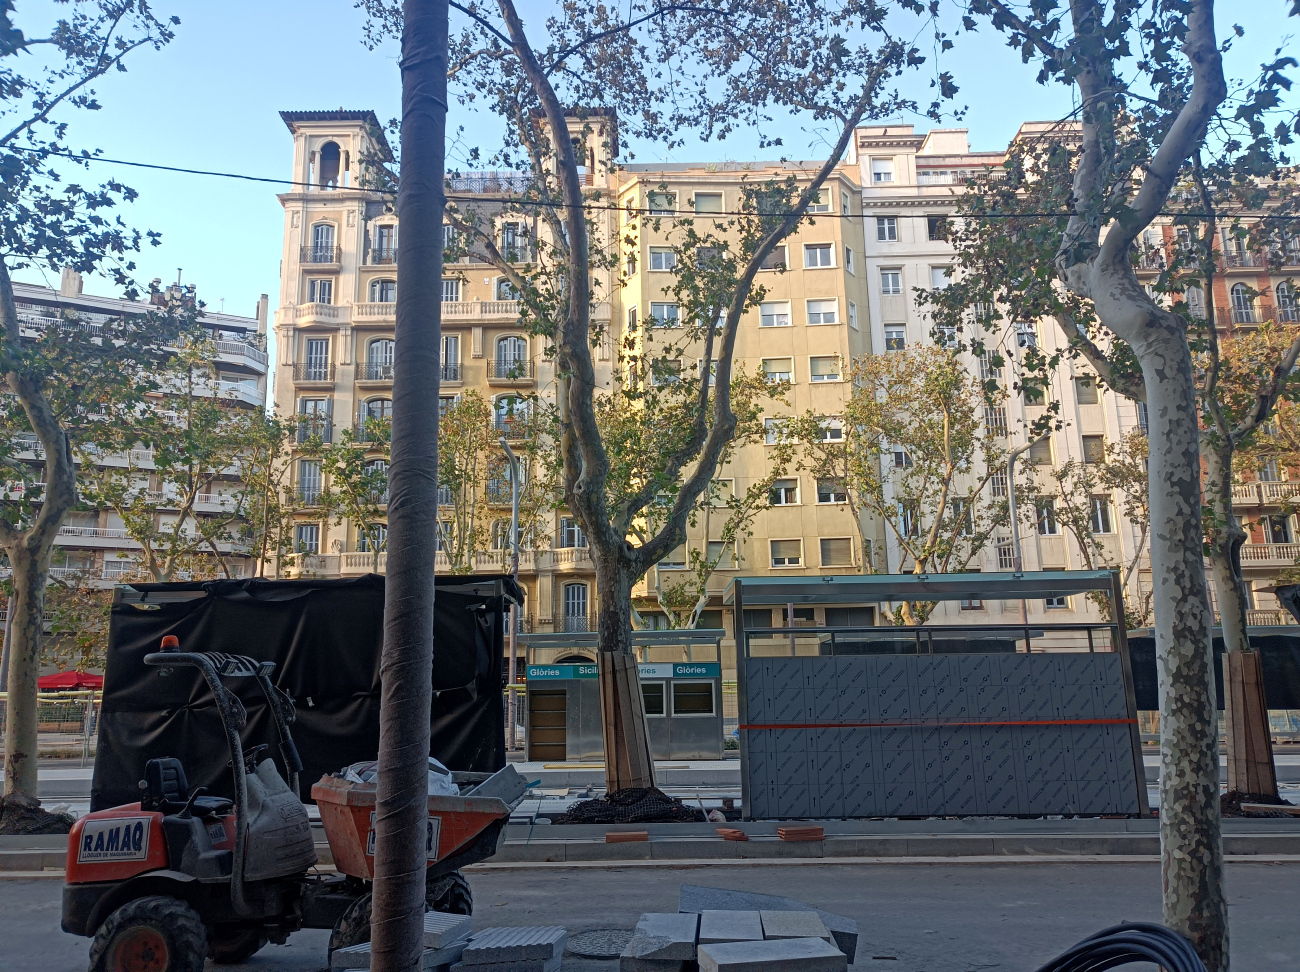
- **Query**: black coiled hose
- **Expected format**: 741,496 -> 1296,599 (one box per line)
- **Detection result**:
1033,922 -> 1208,972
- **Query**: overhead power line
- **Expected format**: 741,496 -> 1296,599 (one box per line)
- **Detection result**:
16,145 -> 1300,220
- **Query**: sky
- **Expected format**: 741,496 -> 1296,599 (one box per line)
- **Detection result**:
10,0 -> 1296,319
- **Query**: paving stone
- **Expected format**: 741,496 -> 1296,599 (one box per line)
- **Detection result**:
461,926 -> 568,964
330,941 -> 468,970
425,912 -> 474,949
679,885 -> 858,962
618,959 -> 688,972
450,956 -> 560,972
697,910 -> 763,945
697,937 -> 847,972
620,912 -> 699,963
760,910 -> 830,941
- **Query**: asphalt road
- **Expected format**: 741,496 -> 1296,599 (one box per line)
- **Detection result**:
2,861 -> 1296,972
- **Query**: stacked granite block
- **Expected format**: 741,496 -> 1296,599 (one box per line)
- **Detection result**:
620,912 -> 699,971
451,927 -> 568,972
330,912 -> 474,970
742,651 -> 1142,818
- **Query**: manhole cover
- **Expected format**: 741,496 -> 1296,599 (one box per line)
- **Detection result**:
566,929 -> 634,958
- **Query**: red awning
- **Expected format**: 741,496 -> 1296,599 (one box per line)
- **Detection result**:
37,671 -> 104,690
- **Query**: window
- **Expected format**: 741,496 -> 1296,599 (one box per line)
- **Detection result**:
496,278 -> 520,300
438,279 -> 457,303
760,301 -> 792,327
848,301 -> 858,329
649,302 -> 680,326
649,247 -> 677,271
936,324 -> 959,348
356,523 -> 388,552
841,190 -> 851,215
871,159 -> 895,183
770,539 -> 802,567
559,517 -> 587,549
892,446 -> 913,468
927,216 -> 946,241
627,306 -> 638,332
979,351 -> 1003,382
876,217 -> 898,241
1082,435 -> 1106,464
647,191 -> 675,215
844,246 -> 854,273
1185,286 -> 1206,320
1277,282 -> 1298,322
438,396 -> 457,419
1037,500 -> 1059,535
693,192 -> 723,213
759,245 -> 788,271
642,682 -> 666,716
763,358 -> 793,383
820,537 -> 853,566
826,606 -> 875,627
297,460 -> 322,504
898,502 -> 919,538
626,252 -> 637,276
1266,515 -> 1294,544
493,395 -> 530,433
806,298 -> 838,324
1045,595 -> 1069,609
659,544 -> 688,569
316,141 -> 341,188
672,681 -> 715,715
374,224 -> 397,260
1232,282 -> 1257,323
1029,435 -> 1053,465
496,335 -> 528,372
363,398 -> 393,421
804,243 -> 833,268
312,222 -> 336,252
1015,320 -> 1039,349
817,478 -> 848,504
1075,377 -> 1099,405
818,418 -> 844,441
1137,400 -> 1150,435
930,266 -> 951,289
1090,496 -> 1115,534
989,469 -> 1008,497
441,223 -> 455,252
764,418 -> 786,445
308,278 -> 333,304
1261,458 -> 1281,483
295,523 -> 320,553
997,539 -> 1015,570
809,356 -> 840,382
370,278 -> 397,303
880,269 -> 902,294
304,338 -> 330,380
366,340 -> 394,379
500,221 -> 528,261
650,358 -> 682,385
807,189 -> 830,213
885,326 -> 906,351
563,583 -> 589,631
770,479 -> 799,505
705,541 -> 735,569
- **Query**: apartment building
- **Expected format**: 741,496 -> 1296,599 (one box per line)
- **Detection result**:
11,269 -> 268,584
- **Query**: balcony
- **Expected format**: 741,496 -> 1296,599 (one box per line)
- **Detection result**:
1137,252 -> 1167,271
1238,542 -> 1300,566
300,245 -> 341,265
366,246 -> 398,266
353,302 -> 395,322
357,362 -> 395,382
561,614 -> 597,633
493,415 -> 531,439
1222,250 -> 1263,269
448,171 -> 534,193
297,416 -> 332,443
277,302 -> 346,326
442,362 -> 462,382
55,526 -> 139,550
293,363 -> 335,384
214,340 -> 268,368
487,357 -> 535,383
1231,303 -> 1269,325
1280,304 -> 1300,323
294,487 -> 322,506
353,421 -> 388,445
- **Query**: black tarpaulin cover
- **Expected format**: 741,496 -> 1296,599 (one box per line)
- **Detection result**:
91,574 -> 522,811
1129,631 -> 1300,711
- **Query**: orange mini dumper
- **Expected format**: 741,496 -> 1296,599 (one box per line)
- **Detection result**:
61,637 -> 525,972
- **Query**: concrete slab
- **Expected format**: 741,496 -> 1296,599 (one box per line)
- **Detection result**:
621,912 -> 699,963
424,912 -> 473,949
760,910 -> 830,941
331,940 -> 468,970
461,927 -> 567,965
698,911 -> 763,945
697,937 -> 847,972
680,884 -> 858,962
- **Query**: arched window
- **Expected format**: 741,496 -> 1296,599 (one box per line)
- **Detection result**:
369,278 -> 397,303
496,278 -> 520,301
495,335 -> 528,378
358,398 -> 392,442
563,583 -> 589,632
309,223 -> 336,263
366,339 -> 394,380
493,395 -> 530,435
1277,282 -> 1298,323
1231,283 -> 1257,324
318,141 -> 341,188
364,398 -> 393,420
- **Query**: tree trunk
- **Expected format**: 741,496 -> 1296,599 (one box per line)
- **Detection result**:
2,547 -> 51,804
1140,331 -> 1227,970
1204,444 -> 1277,798
370,2 -> 448,970
595,556 -> 654,791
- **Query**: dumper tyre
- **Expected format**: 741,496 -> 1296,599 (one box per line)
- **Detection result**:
207,928 -> 267,964
327,871 -> 473,955
89,895 -> 207,972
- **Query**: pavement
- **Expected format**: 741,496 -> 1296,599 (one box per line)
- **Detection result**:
1,861 -> 1297,971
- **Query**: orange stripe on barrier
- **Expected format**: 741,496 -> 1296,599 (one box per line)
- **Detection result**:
738,718 -> 1138,730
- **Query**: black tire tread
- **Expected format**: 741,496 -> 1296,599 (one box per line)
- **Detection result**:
88,895 -> 207,972
208,928 -> 268,964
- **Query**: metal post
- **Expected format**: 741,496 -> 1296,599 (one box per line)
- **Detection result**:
500,438 -> 521,750
786,602 -> 796,656
1007,444 -> 1031,633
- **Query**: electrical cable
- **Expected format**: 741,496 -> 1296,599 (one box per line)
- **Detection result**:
1031,922 -> 1208,972
14,145 -> 1300,221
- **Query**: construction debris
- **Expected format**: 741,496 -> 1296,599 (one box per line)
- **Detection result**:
553,787 -> 706,824
777,825 -> 824,842
453,926 -> 568,972
606,830 -> 650,843
716,827 -> 748,841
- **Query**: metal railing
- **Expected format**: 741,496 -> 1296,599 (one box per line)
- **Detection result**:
300,245 -> 341,264
562,614 -> 597,633
353,420 -> 389,444
293,363 -> 335,382
488,358 -> 534,380
448,171 -> 533,193
743,622 -> 1119,658
493,415 -> 530,437
297,417 -> 332,443
1279,305 -> 1300,323
1223,250 -> 1263,268
294,487 -> 322,505
367,246 -> 398,265
1232,305 -> 1261,324
442,362 -> 462,381
358,362 -> 395,381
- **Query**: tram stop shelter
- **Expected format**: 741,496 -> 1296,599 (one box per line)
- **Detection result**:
519,629 -> 726,763
723,571 -> 1148,819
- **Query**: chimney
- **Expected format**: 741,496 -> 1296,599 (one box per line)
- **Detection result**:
59,268 -> 83,298
257,294 -> 269,334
